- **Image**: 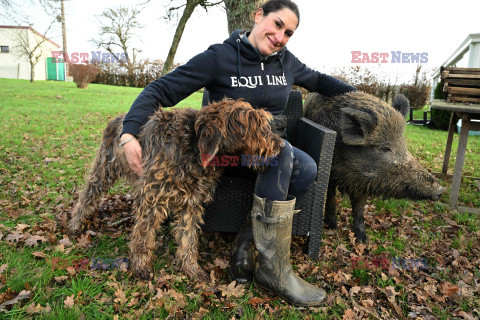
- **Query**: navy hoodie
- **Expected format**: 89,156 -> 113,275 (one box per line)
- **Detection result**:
122,30 -> 356,136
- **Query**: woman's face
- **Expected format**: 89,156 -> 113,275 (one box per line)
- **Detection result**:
248,8 -> 298,56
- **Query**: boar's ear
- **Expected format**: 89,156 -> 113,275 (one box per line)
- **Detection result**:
392,94 -> 410,118
339,107 -> 375,146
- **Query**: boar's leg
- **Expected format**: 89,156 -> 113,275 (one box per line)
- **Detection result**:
324,181 -> 338,229
350,195 -> 367,243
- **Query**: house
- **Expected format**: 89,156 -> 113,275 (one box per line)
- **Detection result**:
431,33 -> 480,99
0,25 -> 65,81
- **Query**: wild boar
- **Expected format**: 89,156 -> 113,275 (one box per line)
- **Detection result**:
304,91 -> 446,242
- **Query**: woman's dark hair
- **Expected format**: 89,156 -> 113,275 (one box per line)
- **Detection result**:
259,0 -> 300,27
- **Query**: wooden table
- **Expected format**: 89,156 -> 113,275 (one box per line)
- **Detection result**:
430,99 -> 480,207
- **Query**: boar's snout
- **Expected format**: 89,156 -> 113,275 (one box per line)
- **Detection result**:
430,187 -> 446,201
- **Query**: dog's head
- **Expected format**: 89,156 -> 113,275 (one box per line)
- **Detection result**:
195,99 -> 285,168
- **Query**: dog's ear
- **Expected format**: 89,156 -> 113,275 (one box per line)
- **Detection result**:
196,117 -> 223,168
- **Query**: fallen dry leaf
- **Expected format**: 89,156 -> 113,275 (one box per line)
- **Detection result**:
361,299 -> 374,309
218,281 -> 244,299
64,294 -> 74,309
76,233 -> 92,248
343,308 -> 355,320
440,282 -> 460,298
5,232 -> 24,243
24,235 -> 48,247
424,283 -> 437,297
354,243 -> 367,256
127,296 -> 139,307
24,302 -> 51,314
0,290 -> 31,308
165,289 -> 186,307
54,276 -> 68,283
66,267 -> 76,276
15,224 -> 29,232
31,251 -> 46,259
385,286 -> 399,303
457,311 -> 478,320
209,269 -> 218,284
214,258 -> 229,269
349,286 -> 361,296
248,296 -> 268,307
59,236 -> 73,247
114,285 -> 126,306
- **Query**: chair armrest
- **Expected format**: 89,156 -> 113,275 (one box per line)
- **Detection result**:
291,118 -> 336,256
294,117 -> 336,172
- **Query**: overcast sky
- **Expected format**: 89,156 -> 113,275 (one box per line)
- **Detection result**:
6,0 -> 480,83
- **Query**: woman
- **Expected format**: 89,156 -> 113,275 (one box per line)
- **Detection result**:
120,0 -> 355,306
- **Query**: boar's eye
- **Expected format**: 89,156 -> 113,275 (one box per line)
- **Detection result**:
381,146 -> 393,153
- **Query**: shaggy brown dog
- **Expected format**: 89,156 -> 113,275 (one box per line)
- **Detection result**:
69,99 -> 284,280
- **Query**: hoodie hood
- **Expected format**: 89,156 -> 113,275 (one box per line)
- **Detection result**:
225,29 -> 287,79
225,29 -> 288,62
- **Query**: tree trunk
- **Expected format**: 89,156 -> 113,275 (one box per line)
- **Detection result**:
162,0 -> 201,76
224,0 -> 261,34
30,60 -> 35,82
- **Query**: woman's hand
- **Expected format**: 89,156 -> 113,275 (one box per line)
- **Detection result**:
120,134 -> 143,176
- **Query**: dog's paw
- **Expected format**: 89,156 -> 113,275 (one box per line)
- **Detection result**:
133,267 -> 153,280
197,269 -> 210,283
183,264 -> 209,283
66,224 -> 83,238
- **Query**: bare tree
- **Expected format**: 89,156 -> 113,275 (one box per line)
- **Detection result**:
13,23 -> 55,82
223,0 -> 261,33
91,5 -> 143,79
161,0 -> 222,76
1,0 -> 11,9
1,0 -> 27,23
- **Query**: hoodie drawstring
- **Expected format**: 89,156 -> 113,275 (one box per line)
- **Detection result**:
278,55 -> 285,78
236,39 -> 242,79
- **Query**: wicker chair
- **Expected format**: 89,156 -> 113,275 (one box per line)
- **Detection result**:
201,90 -> 336,259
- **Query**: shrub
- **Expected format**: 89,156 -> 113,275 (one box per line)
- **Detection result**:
398,83 -> 430,110
69,63 -> 100,89
430,81 -> 454,130
92,59 -> 180,88
332,66 -> 381,97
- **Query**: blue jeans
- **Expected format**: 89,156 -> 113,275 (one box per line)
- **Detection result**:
254,140 -> 317,201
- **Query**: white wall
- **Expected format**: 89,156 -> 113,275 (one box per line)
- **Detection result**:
0,28 -> 59,81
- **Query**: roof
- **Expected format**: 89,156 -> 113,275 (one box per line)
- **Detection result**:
432,33 -> 480,78
0,25 -> 61,48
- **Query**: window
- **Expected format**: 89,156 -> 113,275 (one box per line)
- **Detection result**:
0,46 -> 9,53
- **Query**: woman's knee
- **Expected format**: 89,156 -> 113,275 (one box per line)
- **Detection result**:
289,149 -> 317,196
274,139 -> 294,168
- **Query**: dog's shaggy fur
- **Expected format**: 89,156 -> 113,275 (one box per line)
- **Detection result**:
69,99 -> 284,280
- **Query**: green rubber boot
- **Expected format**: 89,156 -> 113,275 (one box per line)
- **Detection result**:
251,194 -> 326,307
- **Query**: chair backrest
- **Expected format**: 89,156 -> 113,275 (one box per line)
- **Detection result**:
201,89 -> 304,144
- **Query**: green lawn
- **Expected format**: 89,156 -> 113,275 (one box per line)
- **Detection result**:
0,79 -> 479,319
